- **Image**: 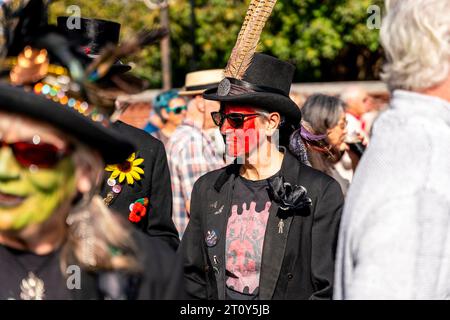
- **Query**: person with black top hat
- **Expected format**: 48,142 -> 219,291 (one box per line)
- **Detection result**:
57,16 -> 180,250
180,0 -> 343,300
0,1 -> 183,300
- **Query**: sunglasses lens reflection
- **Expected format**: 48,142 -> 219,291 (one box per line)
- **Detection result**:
7,141 -> 65,168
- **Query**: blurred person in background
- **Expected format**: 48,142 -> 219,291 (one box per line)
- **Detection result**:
146,90 -> 178,136
361,95 -> 389,137
151,90 -> 187,146
336,86 -> 371,183
144,110 -> 164,135
295,94 -> 354,195
340,86 -> 372,143
115,91 -> 163,134
335,0 -> 450,299
166,69 -> 226,238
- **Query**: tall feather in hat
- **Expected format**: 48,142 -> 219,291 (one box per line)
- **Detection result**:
224,0 -> 277,80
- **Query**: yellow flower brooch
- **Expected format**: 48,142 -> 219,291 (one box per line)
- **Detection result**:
105,152 -> 144,185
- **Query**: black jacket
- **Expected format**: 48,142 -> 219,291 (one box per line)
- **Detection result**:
101,121 -> 179,250
181,150 -> 343,300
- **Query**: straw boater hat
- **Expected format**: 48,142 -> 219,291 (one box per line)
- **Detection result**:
178,69 -> 224,96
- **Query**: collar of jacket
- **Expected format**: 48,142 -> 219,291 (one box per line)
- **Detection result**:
213,147 -> 300,192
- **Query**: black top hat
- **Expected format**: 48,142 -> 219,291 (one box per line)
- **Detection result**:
203,53 -> 301,125
57,17 -> 131,74
0,3 -> 134,164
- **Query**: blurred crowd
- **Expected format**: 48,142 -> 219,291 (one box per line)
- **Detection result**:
0,0 -> 448,300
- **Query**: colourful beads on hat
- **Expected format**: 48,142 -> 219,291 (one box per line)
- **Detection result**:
34,83 -> 43,94
32,81 -> 105,123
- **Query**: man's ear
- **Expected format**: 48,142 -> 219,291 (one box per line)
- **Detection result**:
265,112 -> 281,136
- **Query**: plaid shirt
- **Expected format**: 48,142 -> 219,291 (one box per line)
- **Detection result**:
166,120 -> 225,238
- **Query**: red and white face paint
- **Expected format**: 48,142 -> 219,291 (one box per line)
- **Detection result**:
220,105 -> 265,159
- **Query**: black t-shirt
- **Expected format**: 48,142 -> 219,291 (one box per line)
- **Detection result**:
225,172 -> 278,300
0,244 -> 71,300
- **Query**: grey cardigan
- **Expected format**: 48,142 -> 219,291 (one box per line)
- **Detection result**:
334,90 -> 450,300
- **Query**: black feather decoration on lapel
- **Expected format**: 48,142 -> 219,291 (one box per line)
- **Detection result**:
268,175 -> 312,211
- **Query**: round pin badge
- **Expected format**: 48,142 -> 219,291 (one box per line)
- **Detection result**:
217,78 -> 231,96
112,184 -> 122,194
205,230 -> 219,247
107,178 -> 116,187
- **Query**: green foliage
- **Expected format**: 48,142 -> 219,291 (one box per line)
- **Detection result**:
49,0 -> 384,87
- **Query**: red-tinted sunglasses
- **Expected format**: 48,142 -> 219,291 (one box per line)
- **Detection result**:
0,139 -> 73,169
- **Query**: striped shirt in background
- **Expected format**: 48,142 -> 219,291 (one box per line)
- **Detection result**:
166,119 -> 225,238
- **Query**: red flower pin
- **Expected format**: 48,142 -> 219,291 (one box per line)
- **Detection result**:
128,197 -> 149,223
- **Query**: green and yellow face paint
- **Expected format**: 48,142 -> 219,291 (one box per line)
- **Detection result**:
0,137 -> 76,231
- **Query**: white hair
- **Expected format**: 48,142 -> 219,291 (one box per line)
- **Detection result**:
380,0 -> 450,91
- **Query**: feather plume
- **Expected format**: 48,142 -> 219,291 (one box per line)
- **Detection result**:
224,0 -> 277,79
85,27 -> 168,82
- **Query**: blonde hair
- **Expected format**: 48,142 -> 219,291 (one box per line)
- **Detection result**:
62,142 -> 139,273
380,0 -> 450,91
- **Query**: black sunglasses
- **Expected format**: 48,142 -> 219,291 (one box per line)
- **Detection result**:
211,112 -> 263,129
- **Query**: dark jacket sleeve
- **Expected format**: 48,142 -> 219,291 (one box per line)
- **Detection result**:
134,231 -> 187,300
180,180 -> 209,299
309,179 -> 343,299
147,140 -> 180,250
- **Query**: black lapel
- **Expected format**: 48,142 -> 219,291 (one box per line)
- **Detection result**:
208,165 -> 238,300
259,150 -> 300,299
213,162 -> 239,192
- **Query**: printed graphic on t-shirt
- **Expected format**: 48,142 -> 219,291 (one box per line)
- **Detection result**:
226,201 -> 271,295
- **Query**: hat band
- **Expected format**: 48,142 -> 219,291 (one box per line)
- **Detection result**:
185,82 -> 220,92
227,78 -> 289,97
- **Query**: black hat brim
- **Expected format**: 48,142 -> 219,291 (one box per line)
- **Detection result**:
203,88 -> 302,125
0,83 -> 135,164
